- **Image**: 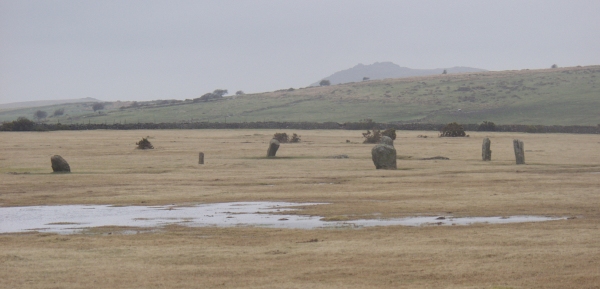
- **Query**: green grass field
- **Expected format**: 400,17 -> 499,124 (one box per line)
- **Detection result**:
2,65 -> 599,125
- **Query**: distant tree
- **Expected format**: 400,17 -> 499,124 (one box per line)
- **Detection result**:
319,79 -> 331,86
53,108 -> 65,116
362,77 -> 370,81
195,89 -> 229,102
92,102 -> 105,111
551,64 -> 558,69
235,90 -> 245,95
213,89 -> 228,97
34,110 -> 47,120
442,69 -> 448,74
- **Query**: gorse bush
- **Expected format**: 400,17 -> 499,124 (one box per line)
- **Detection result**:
382,128 -> 396,140
440,122 -> 466,137
273,132 -> 301,143
289,133 -> 301,143
362,129 -> 382,143
273,132 -> 289,143
136,137 -> 154,149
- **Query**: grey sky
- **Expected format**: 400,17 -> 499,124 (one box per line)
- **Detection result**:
1,0 -> 599,104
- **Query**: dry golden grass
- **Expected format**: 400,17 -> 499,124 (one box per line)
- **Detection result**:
1,130 -> 599,288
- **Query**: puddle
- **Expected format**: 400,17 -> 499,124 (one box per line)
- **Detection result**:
0,202 -> 567,234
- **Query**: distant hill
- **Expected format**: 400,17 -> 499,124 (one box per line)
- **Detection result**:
0,97 -> 101,110
312,62 -> 486,86
1,66 -> 599,126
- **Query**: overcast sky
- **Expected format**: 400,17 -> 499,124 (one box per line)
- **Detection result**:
1,0 -> 599,104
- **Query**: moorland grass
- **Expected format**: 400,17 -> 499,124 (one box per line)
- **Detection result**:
0,129 -> 599,288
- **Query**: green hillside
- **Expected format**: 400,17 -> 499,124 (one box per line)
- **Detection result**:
2,65 -> 599,126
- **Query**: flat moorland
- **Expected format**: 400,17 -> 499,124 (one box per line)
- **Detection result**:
1,130 -> 599,288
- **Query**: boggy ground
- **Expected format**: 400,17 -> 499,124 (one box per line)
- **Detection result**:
1,129 -> 599,288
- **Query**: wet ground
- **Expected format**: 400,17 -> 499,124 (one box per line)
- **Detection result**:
0,202 -> 567,234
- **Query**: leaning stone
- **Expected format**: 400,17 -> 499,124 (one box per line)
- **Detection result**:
513,139 -> 525,164
267,138 -> 280,157
51,155 -> 71,173
371,136 -> 397,169
482,138 -> 492,161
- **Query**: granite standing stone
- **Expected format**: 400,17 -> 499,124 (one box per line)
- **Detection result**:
513,139 -> 525,164
371,136 -> 397,169
51,155 -> 71,173
267,139 -> 280,157
482,138 -> 492,161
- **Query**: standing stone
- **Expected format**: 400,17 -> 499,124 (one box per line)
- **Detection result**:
199,152 -> 204,164
51,155 -> 71,173
482,138 -> 492,161
513,139 -> 525,165
371,136 -> 397,169
267,138 -> 280,157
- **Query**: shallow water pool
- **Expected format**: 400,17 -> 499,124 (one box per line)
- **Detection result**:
0,202 -> 567,234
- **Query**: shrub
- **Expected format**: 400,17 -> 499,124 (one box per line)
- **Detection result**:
136,137 -> 154,149
319,79 -> 331,86
289,133 -> 301,143
235,90 -> 245,95
273,132 -> 289,143
362,129 -> 382,143
382,128 -> 396,140
0,117 -> 36,131
440,122 -> 466,137
478,121 -> 496,131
